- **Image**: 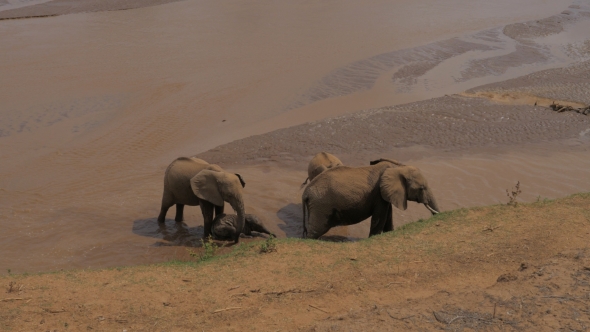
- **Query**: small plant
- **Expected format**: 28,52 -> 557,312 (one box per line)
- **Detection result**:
7,281 -> 16,293
6,269 -> 10,275
259,235 -> 277,254
506,181 -> 521,206
187,236 -> 219,262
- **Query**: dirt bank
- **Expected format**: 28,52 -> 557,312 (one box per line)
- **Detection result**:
2,194 -> 589,331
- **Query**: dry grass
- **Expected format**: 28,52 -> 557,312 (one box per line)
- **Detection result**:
2,193 -> 590,331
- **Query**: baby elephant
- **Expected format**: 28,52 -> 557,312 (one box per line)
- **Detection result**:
211,213 -> 274,241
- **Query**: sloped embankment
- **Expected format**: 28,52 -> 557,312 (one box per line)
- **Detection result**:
2,194 -> 590,331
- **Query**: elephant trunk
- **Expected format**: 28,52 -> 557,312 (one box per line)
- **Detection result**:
249,217 -> 274,237
229,196 -> 245,243
424,194 -> 440,215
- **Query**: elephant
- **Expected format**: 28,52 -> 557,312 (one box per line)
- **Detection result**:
301,159 -> 439,239
301,152 -> 343,187
211,213 -> 275,241
157,157 -> 246,243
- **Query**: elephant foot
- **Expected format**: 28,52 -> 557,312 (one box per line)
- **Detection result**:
157,217 -> 165,223
239,234 -> 253,238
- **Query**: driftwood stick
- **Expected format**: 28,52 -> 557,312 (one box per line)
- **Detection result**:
213,307 -> 242,313
1,298 -> 26,302
447,316 -> 464,324
309,304 -> 328,313
264,288 -> 315,296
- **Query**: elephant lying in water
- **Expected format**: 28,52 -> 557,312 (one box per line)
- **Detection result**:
301,152 -> 343,187
157,157 -> 247,243
302,159 -> 439,239
211,213 -> 274,241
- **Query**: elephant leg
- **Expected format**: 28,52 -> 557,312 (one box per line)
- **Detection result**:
174,204 -> 185,222
383,204 -> 394,232
369,200 -> 390,237
214,204 -> 224,218
200,200 -> 215,239
157,193 -> 175,223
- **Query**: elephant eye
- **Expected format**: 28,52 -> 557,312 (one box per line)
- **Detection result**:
419,186 -> 425,191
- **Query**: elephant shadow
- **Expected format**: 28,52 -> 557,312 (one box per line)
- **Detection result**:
276,203 -> 359,242
276,203 -> 303,238
132,218 -> 205,247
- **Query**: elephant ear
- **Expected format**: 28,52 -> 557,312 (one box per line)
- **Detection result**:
234,173 -> 246,188
190,170 -> 225,206
380,167 -> 407,211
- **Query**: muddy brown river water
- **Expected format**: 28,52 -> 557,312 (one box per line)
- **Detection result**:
1,0 -> 590,273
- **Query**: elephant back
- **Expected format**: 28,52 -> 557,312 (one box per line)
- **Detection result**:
163,157 -> 214,205
165,158 -> 210,184
307,152 -> 344,182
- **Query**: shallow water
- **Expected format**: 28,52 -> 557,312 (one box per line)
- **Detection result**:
1,0 -> 590,273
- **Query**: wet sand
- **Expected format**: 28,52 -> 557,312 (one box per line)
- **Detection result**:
0,0 -> 184,18
1,0 -> 590,273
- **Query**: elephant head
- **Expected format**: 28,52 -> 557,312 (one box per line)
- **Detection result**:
190,169 -> 246,242
379,166 -> 440,215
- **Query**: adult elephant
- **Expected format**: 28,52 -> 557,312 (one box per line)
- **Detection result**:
301,152 -> 343,187
301,159 -> 439,239
157,157 -> 246,243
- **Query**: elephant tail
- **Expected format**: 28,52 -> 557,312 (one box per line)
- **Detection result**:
302,196 -> 309,238
300,177 -> 310,189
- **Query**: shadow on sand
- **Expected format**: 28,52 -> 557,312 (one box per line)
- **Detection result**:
132,218 -> 206,247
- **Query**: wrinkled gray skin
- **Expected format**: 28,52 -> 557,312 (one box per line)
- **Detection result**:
302,159 -> 440,239
157,157 -> 247,243
301,152 -> 343,187
211,213 -> 275,241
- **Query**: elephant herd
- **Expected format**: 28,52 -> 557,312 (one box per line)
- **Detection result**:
157,153 -> 440,243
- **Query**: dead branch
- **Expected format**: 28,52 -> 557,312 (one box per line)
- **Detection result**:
1,297 -> 27,302
506,181 -> 521,206
483,225 -> 501,232
264,288 -> 315,296
549,102 -> 589,115
213,307 -> 242,313
447,315 -> 465,325
309,304 -> 328,313
227,285 -> 240,291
